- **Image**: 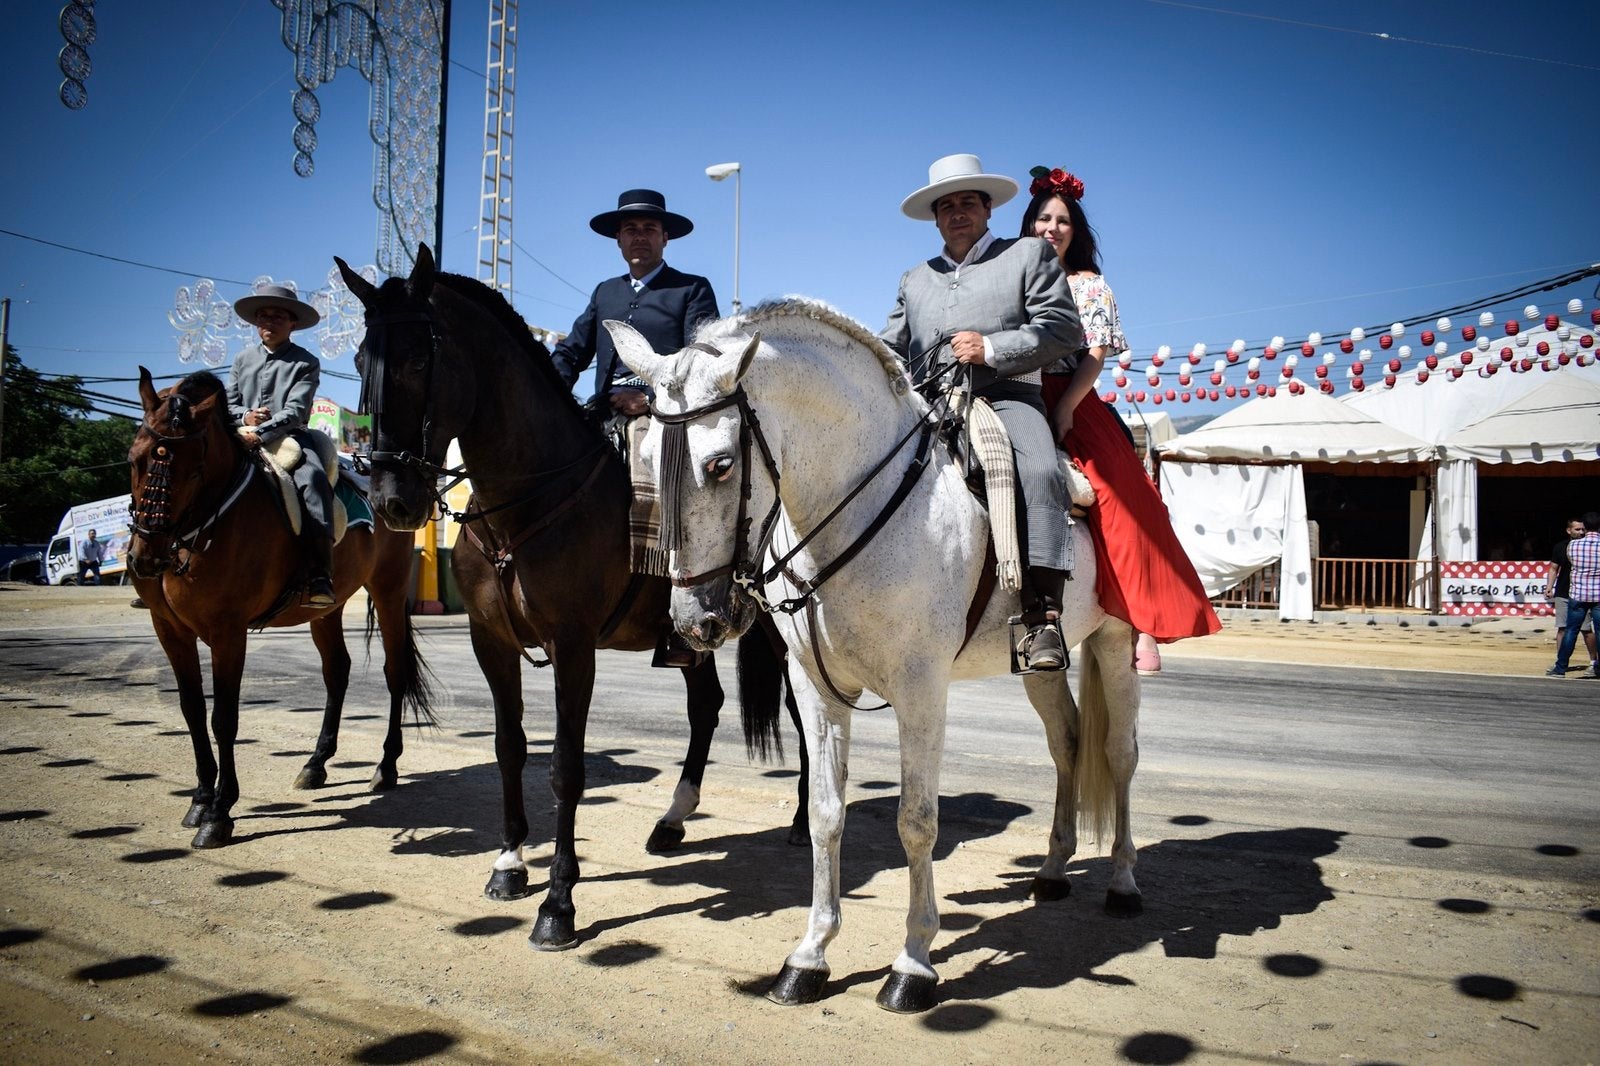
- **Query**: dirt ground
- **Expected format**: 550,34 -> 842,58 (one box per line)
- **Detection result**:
1,585 -> 1596,1064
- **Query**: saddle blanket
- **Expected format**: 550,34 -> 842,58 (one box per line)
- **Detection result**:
623,414 -> 670,577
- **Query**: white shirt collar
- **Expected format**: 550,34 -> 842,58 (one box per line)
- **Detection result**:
940,230 -> 996,273
630,262 -> 667,290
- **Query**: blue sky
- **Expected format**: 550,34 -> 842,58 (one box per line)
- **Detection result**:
3,0 -> 1597,414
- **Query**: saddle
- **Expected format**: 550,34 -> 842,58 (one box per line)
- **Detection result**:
247,429 -> 366,543
939,395 -> 1095,593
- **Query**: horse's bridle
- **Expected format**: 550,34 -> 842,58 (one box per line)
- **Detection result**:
358,308 -> 467,496
648,354 -> 945,617
128,419 -> 254,571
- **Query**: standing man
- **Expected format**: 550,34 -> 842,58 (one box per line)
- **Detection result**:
76,528 -> 106,585
880,153 -> 1084,670
1548,511 -> 1600,678
551,189 -> 720,414
1544,516 -> 1597,674
228,284 -> 336,608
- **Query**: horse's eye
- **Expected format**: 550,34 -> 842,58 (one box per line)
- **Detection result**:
706,456 -> 735,482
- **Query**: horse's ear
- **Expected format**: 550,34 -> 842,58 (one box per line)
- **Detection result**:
408,243 -> 436,303
137,366 -> 159,415
714,332 -> 761,393
605,320 -> 667,385
335,256 -> 378,308
189,382 -> 224,422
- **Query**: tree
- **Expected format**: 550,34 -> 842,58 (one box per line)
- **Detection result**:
0,345 -> 138,543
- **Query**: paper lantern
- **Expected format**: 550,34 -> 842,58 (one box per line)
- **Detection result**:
1118,351 -> 1133,368
1520,358 -> 1534,371
1449,368 -> 1463,380
1558,351 -> 1572,365
1425,354 -> 1439,369
1114,374 -> 1128,387
1557,325 -> 1572,341
1524,304 -> 1540,320
1208,389 -> 1220,401
1319,380 -> 1335,394
1178,366 -> 1192,383
1475,336 -> 1489,351
1247,369 -> 1260,381
1350,327 -> 1366,342
1340,338 -> 1354,353
1307,332 -> 1322,346
1314,365 -> 1327,379
1581,334 -> 1594,349
1226,349 -> 1241,363
1591,309 -> 1600,325
1504,320 -> 1520,336
1569,298 -> 1583,314
1384,374 -> 1396,388
1262,347 -> 1277,360
1515,333 -> 1529,347
1162,388 -> 1175,401
1224,385 -> 1237,398
1283,365 -> 1295,378
1388,358 -> 1401,372
1300,342 -> 1315,357
1270,335 -> 1286,350
1358,348 -> 1372,362
1351,361 -> 1364,375
1322,351 -> 1336,365
1248,356 -> 1261,372
1417,368 -> 1430,383
1420,329 -> 1435,346
1436,317 -> 1451,332
1151,351 -> 1165,368
1187,350 -> 1202,365
1285,352 -> 1300,368
1500,347 -> 1513,362
1151,393 -> 1162,405
1461,325 -> 1476,341
1390,322 -> 1405,338
1229,339 -> 1246,355
1134,390 -> 1146,403
1351,378 -> 1365,392
1209,372 -> 1223,385
1580,354 -> 1594,368
1460,352 -> 1473,365
1180,391 -> 1191,403
1536,340 -> 1551,356
1102,391 -> 1116,403
1288,381 -> 1303,395
1544,314 -> 1560,331
1478,311 -> 1494,327
1398,344 -> 1412,359
1434,341 -> 1449,356
1147,369 -> 1161,385
1379,333 -> 1393,349
1265,386 -> 1277,397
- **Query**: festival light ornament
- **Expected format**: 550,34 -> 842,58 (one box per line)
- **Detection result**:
1390,322 -> 1406,338
1421,329 -> 1436,346
1350,327 -> 1366,342
1505,319 -> 1520,336
1307,332 -> 1322,346
1478,311 -> 1495,327
1525,304 -> 1541,320
1398,344 -> 1412,360
1436,317 -> 1452,332
1569,298 -> 1584,314
1379,333 -> 1393,349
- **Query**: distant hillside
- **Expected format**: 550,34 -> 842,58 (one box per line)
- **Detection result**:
1169,413 -> 1218,433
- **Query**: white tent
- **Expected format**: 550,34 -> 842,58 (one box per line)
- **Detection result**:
1446,375 -> 1600,465
1155,390 -> 1434,619
1343,319 -> 1600,561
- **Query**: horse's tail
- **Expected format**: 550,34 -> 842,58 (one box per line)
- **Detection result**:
366,598 -> 440,730
736,616 -> 787,764
1074,627 -> 1120,848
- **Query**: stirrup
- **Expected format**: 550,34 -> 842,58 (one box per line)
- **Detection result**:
652,630 -> 706,670
1008,614 -> 1068,675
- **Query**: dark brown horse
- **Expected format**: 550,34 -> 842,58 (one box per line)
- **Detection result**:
334,246 -> 799,950
127,368 -> 434,848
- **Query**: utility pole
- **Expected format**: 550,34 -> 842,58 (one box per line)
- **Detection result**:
0,297 -> 10,462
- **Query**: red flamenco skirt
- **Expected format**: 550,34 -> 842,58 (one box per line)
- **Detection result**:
1042,375 -> 1221,643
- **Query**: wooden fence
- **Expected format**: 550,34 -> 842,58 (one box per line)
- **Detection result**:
1211,558 -> 1439,612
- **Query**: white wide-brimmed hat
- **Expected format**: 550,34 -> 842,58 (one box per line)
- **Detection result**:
234,284 -> 320,328
899,153 -> 1019,220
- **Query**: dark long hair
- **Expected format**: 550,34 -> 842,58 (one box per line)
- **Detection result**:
1018,188 -> 1101,275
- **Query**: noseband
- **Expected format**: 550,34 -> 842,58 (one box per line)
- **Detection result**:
128,416 -> 253,570
359,309 -> 461,485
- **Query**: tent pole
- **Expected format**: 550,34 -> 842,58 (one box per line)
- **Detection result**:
1429,462 -> 1442,614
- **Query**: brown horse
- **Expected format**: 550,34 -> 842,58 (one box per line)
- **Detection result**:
334,247 -> 799,950
127,367 -> 434,849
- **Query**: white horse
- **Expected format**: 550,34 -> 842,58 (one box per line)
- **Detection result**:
607,298 -> 1141,1014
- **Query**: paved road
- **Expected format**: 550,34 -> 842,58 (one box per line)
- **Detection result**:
6,609 -> 1596,889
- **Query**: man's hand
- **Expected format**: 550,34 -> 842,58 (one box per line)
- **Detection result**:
244,407 -> 271,427
951,330 -> 987,366
240,430 -> 262,448
609,388 -> 650,417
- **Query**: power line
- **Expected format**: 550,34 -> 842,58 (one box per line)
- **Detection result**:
510,238 -> 590,298
0,227 -> 251,286
1142,0 -> 1600,72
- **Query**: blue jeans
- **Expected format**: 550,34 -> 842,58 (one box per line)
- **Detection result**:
1555,600 -> 1600,671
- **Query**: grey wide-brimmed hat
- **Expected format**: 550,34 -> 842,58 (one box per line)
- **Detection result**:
900,153 -> 1019,220
588,189 -> 694,239
234,284 -> 320,328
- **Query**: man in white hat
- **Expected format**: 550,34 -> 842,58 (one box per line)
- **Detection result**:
228,284 -> 336,607
880,153 -> 1083,670
551,188 -> 720,416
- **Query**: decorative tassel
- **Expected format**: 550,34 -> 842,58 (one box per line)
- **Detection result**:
657,421 -> 689,553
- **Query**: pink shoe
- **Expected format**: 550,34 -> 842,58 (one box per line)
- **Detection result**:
1134,645 -> 1161,676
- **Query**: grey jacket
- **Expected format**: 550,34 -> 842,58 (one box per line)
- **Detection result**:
227,340 -> 320,446
879,235 -> 1083,394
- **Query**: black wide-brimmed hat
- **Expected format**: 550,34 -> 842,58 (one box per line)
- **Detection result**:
589,189 -> 694,240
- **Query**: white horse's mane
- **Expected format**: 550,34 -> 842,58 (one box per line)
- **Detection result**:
697,296 -> 928,415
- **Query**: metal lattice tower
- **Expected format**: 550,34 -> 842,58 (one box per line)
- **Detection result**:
476,0 -> 516,296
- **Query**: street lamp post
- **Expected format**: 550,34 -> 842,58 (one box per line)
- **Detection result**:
705,161 -> 741,314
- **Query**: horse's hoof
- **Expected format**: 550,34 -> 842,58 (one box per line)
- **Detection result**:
529,911 -> 579,951
368,767 -> 397,793
1029,876 -> 1071,902
484,868 -> 533,902
876,970 -> 938,1014
292,767 -> 326,790
181,801 -> 208,829
765,964 -> 827,1006
645,821 -> 685,854
1105,889 -> 1143,917
191,818 -> 234,849
786,820 -> 809,848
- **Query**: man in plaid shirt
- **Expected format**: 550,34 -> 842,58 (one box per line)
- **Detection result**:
1549,511 -> 1600,678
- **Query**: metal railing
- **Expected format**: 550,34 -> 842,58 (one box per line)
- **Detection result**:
1212,558 -> 1439,612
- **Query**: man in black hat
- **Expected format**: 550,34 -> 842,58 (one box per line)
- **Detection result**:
228,284 -> 337,607
550,189 -> 720,415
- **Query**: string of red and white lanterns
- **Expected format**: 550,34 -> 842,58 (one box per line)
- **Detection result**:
1104,299 -> 1600,405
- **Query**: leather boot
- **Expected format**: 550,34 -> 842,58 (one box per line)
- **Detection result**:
305,532 -> 336,607
1018,566 -> 1068,671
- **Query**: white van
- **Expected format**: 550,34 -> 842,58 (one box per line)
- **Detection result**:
45,494 -> 133,586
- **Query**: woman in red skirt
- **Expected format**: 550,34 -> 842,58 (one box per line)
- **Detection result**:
1018,166 -> 1220,672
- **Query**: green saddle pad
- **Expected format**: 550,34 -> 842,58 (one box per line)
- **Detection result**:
336,477 -> 374,530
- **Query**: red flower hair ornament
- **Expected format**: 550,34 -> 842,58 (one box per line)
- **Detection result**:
1028,166 -> 1084,202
